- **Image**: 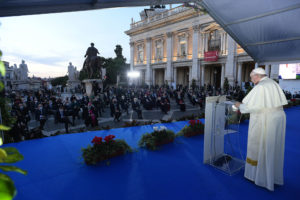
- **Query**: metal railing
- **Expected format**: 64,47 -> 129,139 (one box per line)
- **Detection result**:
130,6 -> 192,29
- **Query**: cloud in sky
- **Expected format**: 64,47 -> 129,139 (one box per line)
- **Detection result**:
0,7 -> 145,78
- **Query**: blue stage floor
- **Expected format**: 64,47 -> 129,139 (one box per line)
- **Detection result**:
4,106 -> 300,200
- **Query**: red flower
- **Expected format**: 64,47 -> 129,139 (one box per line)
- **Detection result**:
189,120 -> 196,126
104,135 -> 116,142
92,136 -> 102,145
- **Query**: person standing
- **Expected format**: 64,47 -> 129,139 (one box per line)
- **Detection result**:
35,104 -> 47,130
234,68 -> 288,191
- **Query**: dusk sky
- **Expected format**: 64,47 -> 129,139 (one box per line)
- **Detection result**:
0,6 -> 148,78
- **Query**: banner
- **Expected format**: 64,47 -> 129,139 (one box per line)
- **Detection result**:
204,51 -> 218,62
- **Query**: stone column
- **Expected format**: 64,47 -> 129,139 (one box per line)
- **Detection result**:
265,64 -> 270,77
255,62 -> 258,69
166,32 -> 173,85
237,62 -> 242,86
199,32 -> 203,57
152,69 -> 156,85
221,63 -> 225,88
225,35 -> 236,85
129,42 -> 135,85
201,65 -> 205,86
192,25 -> 200,85
204,33 -> 208,52
129,42 -> 134,71
173,67 -> 177,86
200,33 -> 205,56
220,32 -> 224,55
188,66 -> 192,86
146,38 -> 152,86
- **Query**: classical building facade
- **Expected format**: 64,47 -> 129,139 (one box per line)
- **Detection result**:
125,5 -> 279,87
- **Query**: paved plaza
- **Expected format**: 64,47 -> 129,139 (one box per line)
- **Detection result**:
27,96 -> 204,136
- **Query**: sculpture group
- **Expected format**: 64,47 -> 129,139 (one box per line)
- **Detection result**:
82,43 -> 103,79
13,60 -> 28,81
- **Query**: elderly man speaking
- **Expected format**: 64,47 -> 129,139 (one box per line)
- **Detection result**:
234,67 -> 288,191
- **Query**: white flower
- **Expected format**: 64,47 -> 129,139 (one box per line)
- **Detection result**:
160,126 -> 167,131
153,126 -> 158,131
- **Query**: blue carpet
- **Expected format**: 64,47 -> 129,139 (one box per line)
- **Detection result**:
4,107 -> 300,200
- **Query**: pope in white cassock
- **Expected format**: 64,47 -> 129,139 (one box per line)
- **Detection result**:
235,68 -> 288,191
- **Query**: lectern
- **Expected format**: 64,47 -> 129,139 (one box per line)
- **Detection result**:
203,96 -> 244,175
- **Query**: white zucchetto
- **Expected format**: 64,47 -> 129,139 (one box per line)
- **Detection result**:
251,67 -> 266,75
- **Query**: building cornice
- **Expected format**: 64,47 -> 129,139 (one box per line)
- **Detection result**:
125,8 -> 205,36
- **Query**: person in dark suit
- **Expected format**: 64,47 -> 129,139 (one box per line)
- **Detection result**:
56,105 -> 72,133
132,98 -> 142,119
35,104 -> 47,130
111,98 -> 121,122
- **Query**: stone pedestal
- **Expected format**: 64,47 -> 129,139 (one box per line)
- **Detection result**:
30,80 -> 41,90
13,80 -> 30,90
67,80 -> 81,92
82,79 -> 103,97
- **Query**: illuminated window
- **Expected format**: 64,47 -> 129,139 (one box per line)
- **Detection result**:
178,33 -> 187,58
155,39 -> 163,61
137,44 -> 144,64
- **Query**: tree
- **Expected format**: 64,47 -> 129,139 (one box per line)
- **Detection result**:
105,45 -> 128,85
51,75 -> 68,87
223,77 -> 229,93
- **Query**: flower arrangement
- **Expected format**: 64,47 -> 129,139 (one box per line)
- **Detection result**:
82,135 -> 132,165
139,126 -> 176,150
177,120 -> 204,137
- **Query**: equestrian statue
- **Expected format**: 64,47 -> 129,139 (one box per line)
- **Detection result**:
83,43 -> 103,79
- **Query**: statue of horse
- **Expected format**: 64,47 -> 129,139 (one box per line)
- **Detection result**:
83,56 -> 102,79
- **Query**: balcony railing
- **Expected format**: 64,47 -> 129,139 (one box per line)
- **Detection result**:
130,6 -> 192,29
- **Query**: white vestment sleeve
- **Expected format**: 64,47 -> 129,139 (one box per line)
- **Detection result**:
239,103 -> 250,114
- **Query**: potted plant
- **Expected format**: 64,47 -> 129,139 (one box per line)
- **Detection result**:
177,120 -> 204,137
82,135 -> 132,165
139,126 -> 175,150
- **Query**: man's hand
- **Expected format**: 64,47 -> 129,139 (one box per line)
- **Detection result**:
234,102 -> 241,108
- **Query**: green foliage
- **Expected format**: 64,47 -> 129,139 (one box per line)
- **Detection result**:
0,61 -> 5,77
123,120 -> 140,127
139,128 -> 175,151
0,173 -> 16,200
0,146 -> 27,200
177,120 -> 204,137
82,137 -> 132,165
51,75 -> 68,87
0,49 -> 27,200
79,69 -> 88,81
105,45 -> 128,85
0,98 -> 15,128
176,113 -> 205,122
223,77 -> 229,93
